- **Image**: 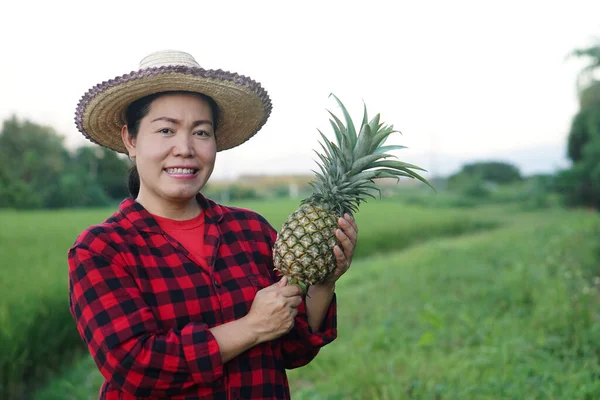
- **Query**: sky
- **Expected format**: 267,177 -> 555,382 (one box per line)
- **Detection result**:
1,0 -> 599,180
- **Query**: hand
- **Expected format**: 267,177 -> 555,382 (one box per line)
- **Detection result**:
245,276 -> 303,343
321,213 -> 358,286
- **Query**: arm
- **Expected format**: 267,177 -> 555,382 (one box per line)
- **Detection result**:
305,282 -> 336,332
275,214 -> 358,368
210,319 -> 259,363
212,277 -> 302,362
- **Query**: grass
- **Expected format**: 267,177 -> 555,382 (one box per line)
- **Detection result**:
32,205 -> 600,399
0,207 -> 116,398
230,197 -> 500,259
285,209 -> 600,399
0,197 -> 492,399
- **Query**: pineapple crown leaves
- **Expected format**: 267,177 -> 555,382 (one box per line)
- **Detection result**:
305,94 -> 435,215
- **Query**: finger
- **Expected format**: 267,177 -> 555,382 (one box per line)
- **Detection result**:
335,228 -> 355,255
345,213 -> 358,236
334,245 -> 347,269
276,276 -> 288,287
290,307 -> 299,319
288,295 -> 303,308
337,218 -> 358,247
280,284 -> 303,297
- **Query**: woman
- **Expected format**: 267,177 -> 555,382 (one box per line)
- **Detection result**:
68,50 -> 358,400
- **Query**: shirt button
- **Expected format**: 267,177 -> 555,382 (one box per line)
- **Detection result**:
213,278 -> 221,288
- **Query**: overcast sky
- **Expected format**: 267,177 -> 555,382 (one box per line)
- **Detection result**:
1,0 -> 599,180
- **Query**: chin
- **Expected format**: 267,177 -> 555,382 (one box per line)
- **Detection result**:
163,185 -> 203,202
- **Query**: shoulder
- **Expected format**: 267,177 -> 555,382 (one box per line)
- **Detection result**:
69,210 -> 130,256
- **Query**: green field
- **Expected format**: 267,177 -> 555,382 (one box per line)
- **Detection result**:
2,196 -> 600,399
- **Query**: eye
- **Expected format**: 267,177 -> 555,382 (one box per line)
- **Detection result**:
158,128 -> 173,135
194,130 -> 211,137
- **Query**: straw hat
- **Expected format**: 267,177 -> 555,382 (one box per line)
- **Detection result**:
74,50 -> 272,153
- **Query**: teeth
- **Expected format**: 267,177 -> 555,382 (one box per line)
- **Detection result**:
166,168 -> 195,174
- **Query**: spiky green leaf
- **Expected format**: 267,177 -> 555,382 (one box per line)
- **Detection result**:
368,113 -> 381,133
369,126 -> 397,153
361,101 -> 369,131
354,124 -> 373,160
327,111 -> 349,145
374,145 -> 407,155
330,93 -> 357,149
372,160 -> 427,172
328,119 -> 344,149
349,153 -> 397,175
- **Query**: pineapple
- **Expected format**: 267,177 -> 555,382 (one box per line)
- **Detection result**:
273,94 -> 433,287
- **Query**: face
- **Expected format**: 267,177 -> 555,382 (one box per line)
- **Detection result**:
122,93 -> 217,205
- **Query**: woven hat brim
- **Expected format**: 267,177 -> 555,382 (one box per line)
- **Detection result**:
75,65 -> 272,153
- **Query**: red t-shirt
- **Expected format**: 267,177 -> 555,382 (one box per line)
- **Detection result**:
152,210 -> 208,270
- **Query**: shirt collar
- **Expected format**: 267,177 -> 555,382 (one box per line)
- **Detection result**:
119,192 -> 224,234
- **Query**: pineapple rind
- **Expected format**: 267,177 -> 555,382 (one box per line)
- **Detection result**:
273,202 -> 339,286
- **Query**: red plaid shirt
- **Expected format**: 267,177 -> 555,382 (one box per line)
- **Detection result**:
68,194 -> 337,399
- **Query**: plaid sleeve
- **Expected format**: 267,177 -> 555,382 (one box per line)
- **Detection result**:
281,293 -> 337,369
68,229 -> 223,397
259,217 -> 338,369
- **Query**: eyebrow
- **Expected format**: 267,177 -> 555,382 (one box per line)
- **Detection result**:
150,116 -> 213,127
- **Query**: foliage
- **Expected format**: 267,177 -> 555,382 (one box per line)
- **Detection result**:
392,178 -> 559,211
556,135 -> 600,210
567,104 -> 600,163
447,161 -> 522,191
579,81 -> 600,110
561,36 -> 600,210
519,174 -> 557,210
461,177 -> 493,199
0,116 -> 130,209
0,207 -> 117,399
569,40 -> 600,94
226,185 -> 262,201
561,98 -> 600,210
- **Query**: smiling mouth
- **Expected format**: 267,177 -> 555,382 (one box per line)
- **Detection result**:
164,167 -> 199,175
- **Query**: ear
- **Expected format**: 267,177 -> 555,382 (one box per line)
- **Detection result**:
121,125 -> 136,158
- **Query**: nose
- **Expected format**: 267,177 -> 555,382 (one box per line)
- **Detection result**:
172,132 -> 195,158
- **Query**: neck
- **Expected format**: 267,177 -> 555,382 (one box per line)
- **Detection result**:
136,189 -> 201,221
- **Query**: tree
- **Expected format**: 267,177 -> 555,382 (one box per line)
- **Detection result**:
448,161 -> 522,187
72,146 -> 130,199
556,135 -> 600,210
570,40 -> 600,95
0,116 -> 128,209
560,37 -> 600,210
567,106 -> 600,162
0,116 -> 70,208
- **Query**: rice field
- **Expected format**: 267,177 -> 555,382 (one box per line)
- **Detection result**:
2,197 -> 600,399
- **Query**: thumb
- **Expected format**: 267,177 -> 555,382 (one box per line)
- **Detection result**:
277,276 -> 288,287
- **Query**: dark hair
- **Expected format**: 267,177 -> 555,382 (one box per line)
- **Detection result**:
125,91 -> 219,198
